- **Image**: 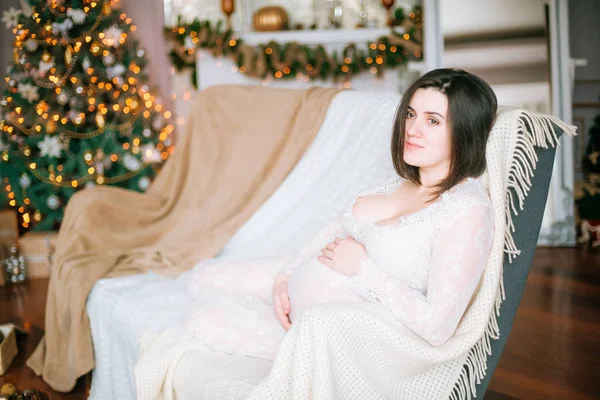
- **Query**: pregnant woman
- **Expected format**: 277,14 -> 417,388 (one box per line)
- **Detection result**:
184,68 -> 497,360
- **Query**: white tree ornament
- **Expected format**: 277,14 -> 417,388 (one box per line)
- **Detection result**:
123,153 -> 142,171
17,82 -> 39,103
39,58 -> 55,74
1,7 -> 21,29
102,25 -> 123,48
38,135 -> 62,158
67,9 -> 86,24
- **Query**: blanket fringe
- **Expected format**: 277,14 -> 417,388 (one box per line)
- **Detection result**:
450,109 -> 576,400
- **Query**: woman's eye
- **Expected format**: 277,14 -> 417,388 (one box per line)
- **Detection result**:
406,111 -> 415,118
428,118 -> 439,125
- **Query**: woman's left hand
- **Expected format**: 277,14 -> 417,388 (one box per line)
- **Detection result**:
318,236 -> 367,276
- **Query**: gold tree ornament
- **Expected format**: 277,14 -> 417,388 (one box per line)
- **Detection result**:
46,121 -> 57,134
72,112 -> 85,125
102,2 -> 112,16
253,6 -> 289,32
35,101 -> 48,114
90,42 -> 102,55
65,45 -> 74,65
95,111 -> 105,128
221,0 -> 235,30
381,0 -> 395,27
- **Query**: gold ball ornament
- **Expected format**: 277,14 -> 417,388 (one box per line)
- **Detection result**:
253,6 -> 289,32
46,120 -> 57,134
90,42 -> 102,56
36,101 -> 49,114
102,2 -> 112,16
0,384 -> 16,396
73,113 -> 85,125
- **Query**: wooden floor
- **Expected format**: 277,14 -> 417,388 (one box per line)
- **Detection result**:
0,247 -> 599,399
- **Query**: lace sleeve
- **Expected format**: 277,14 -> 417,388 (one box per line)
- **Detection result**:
274,217 -> 346,283
350,203 -> 493,346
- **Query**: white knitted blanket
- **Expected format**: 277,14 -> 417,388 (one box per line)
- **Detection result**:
134,108 -> 575,400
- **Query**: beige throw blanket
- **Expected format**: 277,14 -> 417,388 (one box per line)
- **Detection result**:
26,85 -> 341,392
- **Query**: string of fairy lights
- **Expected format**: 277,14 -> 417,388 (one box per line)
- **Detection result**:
1,0 -> 174,229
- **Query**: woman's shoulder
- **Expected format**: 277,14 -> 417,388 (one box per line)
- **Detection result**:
429,178 -> 493,236
443,177 -> 492,213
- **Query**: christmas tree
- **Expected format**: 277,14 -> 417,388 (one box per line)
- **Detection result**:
577,113 -> 600,221
582,114 -> 600,176
0,0 -> 174,232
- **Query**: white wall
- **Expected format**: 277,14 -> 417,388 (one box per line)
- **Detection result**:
440,0 -> 550,112
441,0 -> 546,37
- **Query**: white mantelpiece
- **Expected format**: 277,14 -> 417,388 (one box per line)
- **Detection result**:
241,27 -> 393,47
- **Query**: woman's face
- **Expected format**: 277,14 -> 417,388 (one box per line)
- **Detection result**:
403,88 -> 452,174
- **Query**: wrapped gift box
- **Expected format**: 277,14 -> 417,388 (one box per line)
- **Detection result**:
0,210 -> 19,287
0,324 -> 17,375
0,210 -> 18,240
17,231 -> 59,279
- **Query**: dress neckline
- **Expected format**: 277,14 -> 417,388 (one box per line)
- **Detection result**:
346,177 -> 475,228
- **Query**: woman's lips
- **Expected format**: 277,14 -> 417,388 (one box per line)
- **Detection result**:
405,141 -> 424,151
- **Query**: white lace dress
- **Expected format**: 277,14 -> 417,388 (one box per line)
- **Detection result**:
185,177 -> 493,360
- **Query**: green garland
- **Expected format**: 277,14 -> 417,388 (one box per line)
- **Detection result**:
165,9 -> 423,89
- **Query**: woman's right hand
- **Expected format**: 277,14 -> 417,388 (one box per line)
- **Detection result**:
273,276 -> 292,331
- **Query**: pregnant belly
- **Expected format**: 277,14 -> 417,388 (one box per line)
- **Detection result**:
286,257 -> 364,322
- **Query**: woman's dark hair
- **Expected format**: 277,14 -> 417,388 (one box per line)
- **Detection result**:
391,68 -> 497,197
